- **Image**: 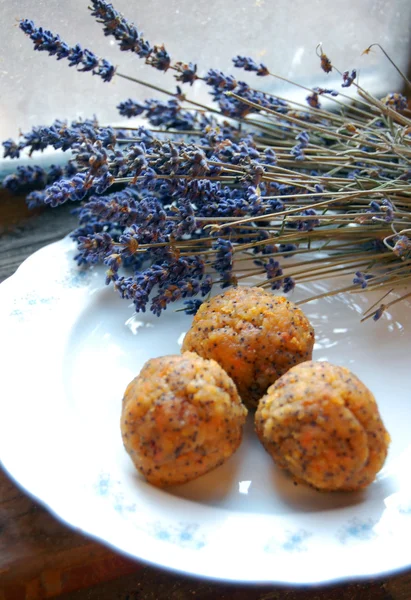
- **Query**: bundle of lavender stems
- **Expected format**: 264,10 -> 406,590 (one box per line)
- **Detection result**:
2,0 -> 411,321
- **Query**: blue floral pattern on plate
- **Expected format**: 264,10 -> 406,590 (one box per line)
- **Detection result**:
94,472 -> 206,549
149,521 -> 206,550
338,517 -> 377,543
264,529 -> 312,553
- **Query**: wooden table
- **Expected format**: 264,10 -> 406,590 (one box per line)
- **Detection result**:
1,195 -> 411,600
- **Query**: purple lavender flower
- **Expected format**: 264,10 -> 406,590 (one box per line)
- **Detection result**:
291,145 -> 305,161
347,169 -> 361,180
112,254 -> 205,315
264,147 -> 277,165
3,161 -> 76,200
233,56 -> 258,71
65,161 -> 79,177
145,99 -> 197,130
296,131 -> 310,147
264,258 -> 283,290
26,190 -> 46,209
117,99 -> 146,118
147,45 -> 171,72
114,276 -> 147,311
173,199 -> 197,237
151,277 -> 201,316
117,98 -> 197,130
77,232 -> 114,264
26,23 -> 70,59
217,80 -> 289,119
94,171 -> 115,194
282,276 -> 295,293
368,198 -> 394,222
126,197 -> 167,229
97,127 -> 118,147
314,183 -> 324,199
48,164 -> 65,181
94,59 -> 116,82
70,215 -> 117,255
104,253 -> 122,284
261,243 -> 277,255
78,48 -> 99,72
373,305 -> 386,321
2,139 -> 21,159
19,19 -> 116,82
341,69 -> 357,88
220,272 -> 238,289
12,11 -> 408,321
149,285 -> 180,316
291,208 -> 319,231
183,179 -> 271,221
2,165 -> 47,193
86,188 -> 142,226
118,143 -> 149,178
232,56 -> 269,76
291,131 -> 309,161
353,271 -> 373,289
381,199 -> 394,222
19,18 -> 36,35
256,64 -> 270,77
183,299 -> 203,315
279,243 -> 298,255
200,274 -> 213,296
205,70 -> 238,98
174,62 -> 198,85
213,238 -> 233,275
43,173 -> 88,207
6,118 -> 114,157
369,200 -> 381,213
266,198 -> 284,213
68,44 -> 84,67
313,87 -> 339,97
89,0 -> 152,58
21,125 -> 58,154
380,93 -> 407,111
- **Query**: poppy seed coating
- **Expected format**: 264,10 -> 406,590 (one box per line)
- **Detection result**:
121,351 -> 247,487
255,361 -> 390,491
182,286 -> 315,409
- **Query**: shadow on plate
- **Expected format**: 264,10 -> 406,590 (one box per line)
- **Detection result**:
268,462 -> 368,513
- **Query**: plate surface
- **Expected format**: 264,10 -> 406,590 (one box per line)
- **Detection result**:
1,237 -> 411,585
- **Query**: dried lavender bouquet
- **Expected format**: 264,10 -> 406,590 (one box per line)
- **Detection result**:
3,1 -> 411,321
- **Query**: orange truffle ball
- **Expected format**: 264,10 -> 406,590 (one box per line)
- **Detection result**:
182,286 -> 315,408
255,361 -> 390,491
121,352 -> 247,487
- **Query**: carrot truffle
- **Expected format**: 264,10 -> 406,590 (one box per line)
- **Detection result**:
255,361 -> 390,491
181,286 -> 314,409
121,352 -> 247,487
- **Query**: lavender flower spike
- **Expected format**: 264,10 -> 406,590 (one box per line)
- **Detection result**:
19,19 -> 116,82
43,174 -> 88,207
232,56 -> 269,77
183,299 -> 203,315
2,139 -> 21,159
341,69 -> 357,88
89,0 -> 153,59
380,93 -> 408,112
353,271 -> 373,289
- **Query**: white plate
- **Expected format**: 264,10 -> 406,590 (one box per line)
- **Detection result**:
1,236 -> 411,585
